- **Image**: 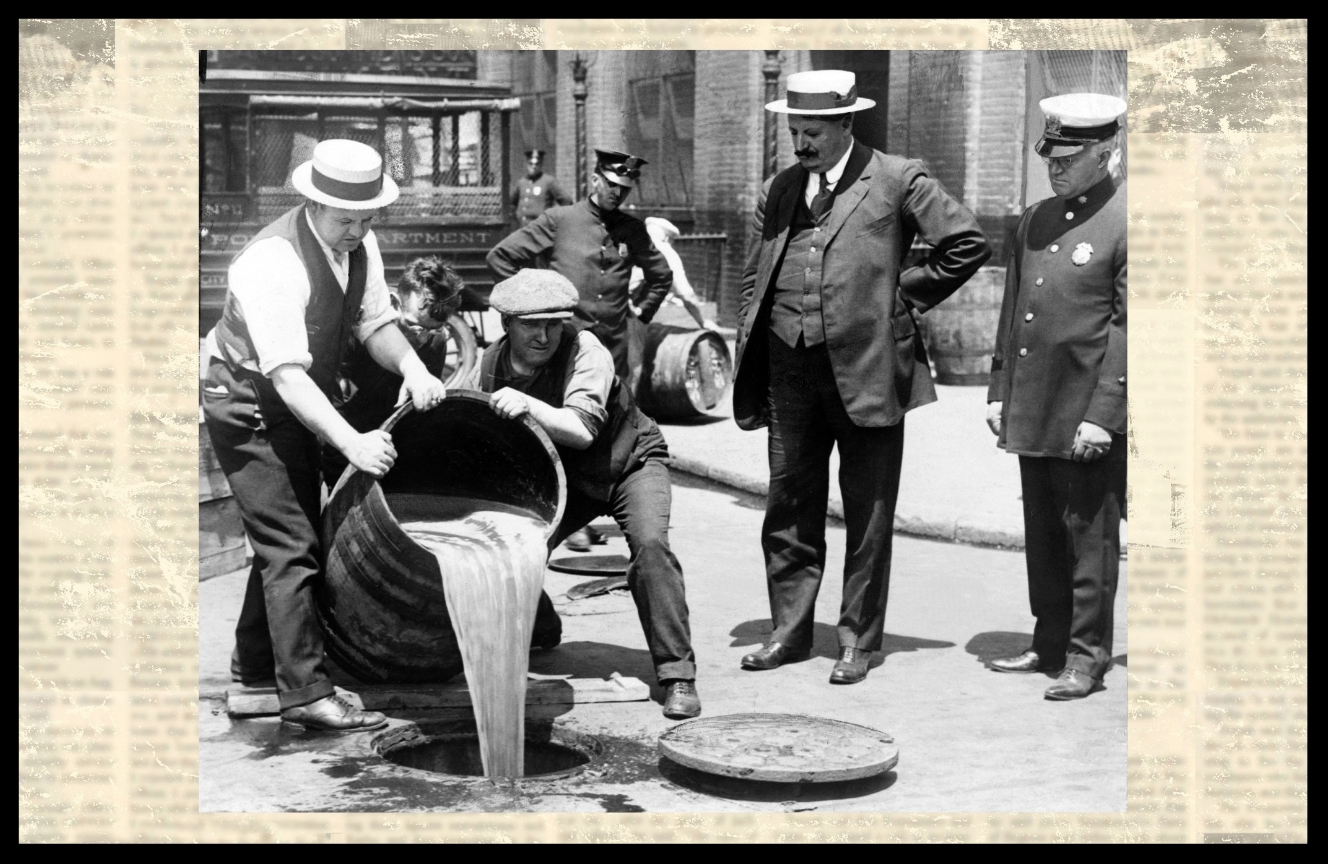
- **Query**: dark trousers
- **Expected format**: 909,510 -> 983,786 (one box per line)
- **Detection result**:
763,336 -> 906,652
202,363 -> 335,711
590,320 -> 632,383
538,458 -> 697,683
1018,453 -> 1124,679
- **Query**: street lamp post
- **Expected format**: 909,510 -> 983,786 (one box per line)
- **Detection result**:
571,55 -> 588,198
762,50 -> 781,180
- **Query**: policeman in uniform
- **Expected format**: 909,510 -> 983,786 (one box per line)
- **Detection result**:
202,140 -> 447,732
456,268 -> 702,720
486,147 -> 674,383
986,93 -> 1128,701
511,149 -> 572,226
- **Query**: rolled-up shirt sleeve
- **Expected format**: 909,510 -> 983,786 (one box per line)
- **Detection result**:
353,231 -> 397,342
227,237 -> 314,376
562,331 -> 614,439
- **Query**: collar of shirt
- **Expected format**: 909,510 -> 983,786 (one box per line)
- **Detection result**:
805,144 -> 855,208
303,208 -> 350,291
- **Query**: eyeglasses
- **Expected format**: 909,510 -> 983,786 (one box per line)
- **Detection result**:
1041,153 -> 1085,170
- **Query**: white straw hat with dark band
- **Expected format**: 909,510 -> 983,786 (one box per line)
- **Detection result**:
765,70 -> 876,115
291,139 -> 400,210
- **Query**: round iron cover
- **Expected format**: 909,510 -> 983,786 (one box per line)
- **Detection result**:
658,713 -> 898,783
548,554 -> 630,576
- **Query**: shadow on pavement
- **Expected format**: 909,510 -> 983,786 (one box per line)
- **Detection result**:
669,469 -> 767,513
964,631 -> 1034,664
729,619 -> 954,662
659,757 -> 897,802
526,640 -> 665,701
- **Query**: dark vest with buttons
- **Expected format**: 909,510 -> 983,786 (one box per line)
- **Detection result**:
211,205 -> 367,414
479,323 -> 668,501
769,184 -> 831,348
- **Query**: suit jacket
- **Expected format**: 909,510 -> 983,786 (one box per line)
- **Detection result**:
734,141 -> 992,429
987,174 -> 1127,458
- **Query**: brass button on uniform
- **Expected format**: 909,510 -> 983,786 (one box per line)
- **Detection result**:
1065,212 -> 1075,220
1019,348 -> 1028,357
1118,376 -> 1126,384
1025,312 -> 1034,321
813,227 -> 821,233
1035,277 -> 1044,286
1050,244 -> 1060,253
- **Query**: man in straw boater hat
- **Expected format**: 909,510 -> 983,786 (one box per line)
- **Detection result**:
202,139 -> 447,732
512,148 -> 572,227
487,146 -> 675,553
455,268 -> 702,719
985,93 -> 1128,700
733,70 -> 991,684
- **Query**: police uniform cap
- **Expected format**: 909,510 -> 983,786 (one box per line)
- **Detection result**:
490,268 -> 579,319
594,147 -> 647,188
1036,93 -> 1127,158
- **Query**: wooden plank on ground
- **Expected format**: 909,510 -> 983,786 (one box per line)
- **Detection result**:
225,674 -> 650,717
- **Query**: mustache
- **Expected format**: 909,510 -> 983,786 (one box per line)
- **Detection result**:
795,149 -> 818,158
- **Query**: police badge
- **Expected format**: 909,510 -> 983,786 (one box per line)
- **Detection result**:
618,242 -> 628,258
1072,242 -> 1093,266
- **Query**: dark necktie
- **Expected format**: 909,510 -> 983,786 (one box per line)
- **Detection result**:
810,173 -> 833,220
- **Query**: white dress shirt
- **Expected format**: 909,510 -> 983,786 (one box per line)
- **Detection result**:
803,143 -> 855,209
207,209 -> 396,376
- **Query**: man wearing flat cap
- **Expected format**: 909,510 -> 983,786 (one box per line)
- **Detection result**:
986,93 -> 1128,701
511,149 -> 572,227
734,70 -> 991,684
202,139 -> 447,732
455,268 -> 702,720
486,147 -> 674,383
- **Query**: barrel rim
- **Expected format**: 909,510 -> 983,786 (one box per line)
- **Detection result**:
328,389 -> 567,541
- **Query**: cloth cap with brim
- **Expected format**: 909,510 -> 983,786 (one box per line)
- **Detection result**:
291,139 -> 400,210
1036,93 -> 1127,158
594,148 -> 648,188
766,69 -> 876,115
490,269 -> 579,319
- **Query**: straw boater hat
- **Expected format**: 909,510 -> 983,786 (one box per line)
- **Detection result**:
291,139 -> 400,210
1035,93 -> 1127,158
765,70 -> 876,115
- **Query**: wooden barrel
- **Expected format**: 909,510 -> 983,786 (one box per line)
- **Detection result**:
634,323 -> 733,421
317,391 -> 566,684
925,266 -> 1005,386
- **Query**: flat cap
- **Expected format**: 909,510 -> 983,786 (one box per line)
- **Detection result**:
489,268 -> 579,319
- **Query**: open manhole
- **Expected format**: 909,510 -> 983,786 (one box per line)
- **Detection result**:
376,723 -> 602,781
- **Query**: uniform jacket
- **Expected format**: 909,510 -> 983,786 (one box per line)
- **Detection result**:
987,174 -> 1127,458
512,172 -> 572,224
734,141 -> 991,429
487,198 -> 674,332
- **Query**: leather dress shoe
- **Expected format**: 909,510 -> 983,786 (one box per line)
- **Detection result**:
988,649 -> 1060,674
563,529 -> 593,552
740,642 -> 810,670
280,693 -> 388,733
829,647 -> 871,684
661,680 -> 702,719
1044,668 -> 1100,700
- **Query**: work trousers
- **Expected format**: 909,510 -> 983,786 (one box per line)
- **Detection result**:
1018,452 -> 1125,679
762,335 -> 906,653
536,458 -> 697,683
202,361 -> 336,710
589,319 -> 632,384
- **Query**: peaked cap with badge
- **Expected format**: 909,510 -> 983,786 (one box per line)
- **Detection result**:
594,148 -> 648,188
1034,93 -> 1127,158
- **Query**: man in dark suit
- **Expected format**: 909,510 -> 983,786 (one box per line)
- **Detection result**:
734,70 -> 991,684
986,93 -> 1128,701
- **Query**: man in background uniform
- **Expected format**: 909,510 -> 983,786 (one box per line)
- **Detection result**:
487,147 -> 673,383
986,93 -> 1128,701
511,149 -> 572,227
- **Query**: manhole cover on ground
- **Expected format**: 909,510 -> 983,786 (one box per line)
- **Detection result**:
548,554 -> 630,576
658,713 -> 898,783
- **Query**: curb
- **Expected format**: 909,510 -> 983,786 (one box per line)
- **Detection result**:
666,454 -> 1025,551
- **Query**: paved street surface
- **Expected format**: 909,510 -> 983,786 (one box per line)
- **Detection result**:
200,471 -> 1127,813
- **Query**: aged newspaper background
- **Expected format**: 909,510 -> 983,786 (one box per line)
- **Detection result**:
19,19 -> 1306,842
